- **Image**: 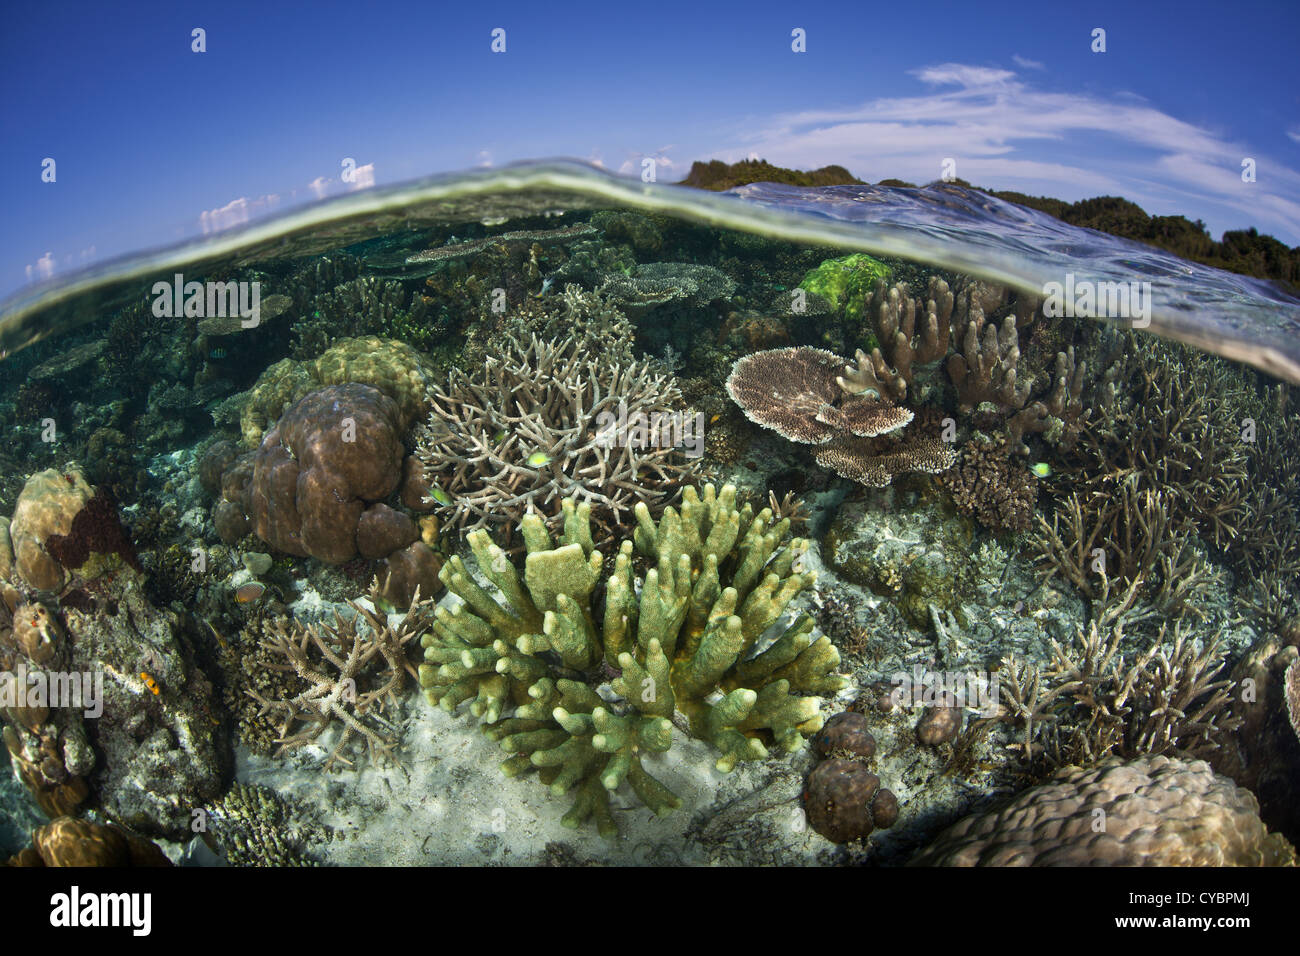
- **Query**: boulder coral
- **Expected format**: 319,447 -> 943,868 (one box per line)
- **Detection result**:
909,756 -> 1297,866
419,483 -> 846,835
237,336 -> 435,448
8,468 -> 96,592
214,383 -> 407,565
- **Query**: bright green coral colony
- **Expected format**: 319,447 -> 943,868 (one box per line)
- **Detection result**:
418,483 -> 847,836
797,253 -> 892,323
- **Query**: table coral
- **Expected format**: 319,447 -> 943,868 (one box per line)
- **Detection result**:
418,483 -> 846,836
726,346 -> 955,487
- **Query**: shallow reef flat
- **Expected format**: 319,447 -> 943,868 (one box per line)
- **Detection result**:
1,193 -> 1297,867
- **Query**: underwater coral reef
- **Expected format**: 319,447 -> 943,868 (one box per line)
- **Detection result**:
1,200 -> 1297,871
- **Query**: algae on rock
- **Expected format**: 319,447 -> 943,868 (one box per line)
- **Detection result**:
419,483 -> 847,835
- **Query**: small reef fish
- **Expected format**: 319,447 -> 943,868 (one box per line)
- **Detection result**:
1030,462 -> 1052,478
427,485 -> 453,506
209,347 -> 227,360
139,672 -> 161,696
234,581 -> 266,603
526,451 -> 552,467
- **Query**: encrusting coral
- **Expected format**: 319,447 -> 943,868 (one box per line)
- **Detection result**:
726,346 -> 956,487
414,332 -> 697,547
418,483 -> 846,836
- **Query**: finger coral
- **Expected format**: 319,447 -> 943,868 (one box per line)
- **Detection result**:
418,483 -> 847,836
414,332 -> 697,547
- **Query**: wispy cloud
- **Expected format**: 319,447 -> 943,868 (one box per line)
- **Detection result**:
719,63 -> 1300,243
346,162 -> 375,190
1011,54 -> 1044,70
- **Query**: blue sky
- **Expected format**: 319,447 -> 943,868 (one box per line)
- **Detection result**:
3,0 -> 1298,297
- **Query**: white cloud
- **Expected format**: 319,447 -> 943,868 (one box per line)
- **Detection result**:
25,252 -> 54,281
1012,54 -> 1044,70
1288,127 -> 1300,145
716,64 -> 1300,242
307,176 -> 331,199
617,149 -> 679,178
477,149 -> 494,168
199,194 -> 279,234
346,162 -> 375,190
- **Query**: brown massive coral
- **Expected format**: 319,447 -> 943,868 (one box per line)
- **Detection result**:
214,384 -> 408,564
236,336 -> 435,448
413,333 -> 696,545
909,756 -> 1296,866
726,345 -> 955,487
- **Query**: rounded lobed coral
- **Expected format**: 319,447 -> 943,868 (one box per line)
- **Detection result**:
909,756 -> 1297,867
414,333 -> 697,547
238,336 -> 435,447
803,757 -> 898,843
418,483 -> 847,836
8,467 -> 96,592
215,383 -> 408,565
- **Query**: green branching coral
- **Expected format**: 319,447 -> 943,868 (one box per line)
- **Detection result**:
418,483 -> 847,835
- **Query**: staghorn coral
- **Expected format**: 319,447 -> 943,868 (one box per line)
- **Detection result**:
418,483 -> 846,836
414,332 -> 696,546
993,595 -> 1240,773
1033,482 -> 1218,617
288,276 -> 436,358
939,435 -> 1038,533
248,589 -> 426,769
909,755 -> 1296,866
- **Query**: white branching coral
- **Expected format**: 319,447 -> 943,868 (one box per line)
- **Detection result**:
414,333 -> 698,546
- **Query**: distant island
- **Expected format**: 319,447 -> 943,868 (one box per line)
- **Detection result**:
678,159 -> 1299,293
